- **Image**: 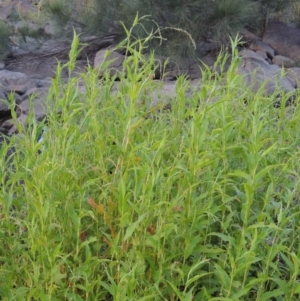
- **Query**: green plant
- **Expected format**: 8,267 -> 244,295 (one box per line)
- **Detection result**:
1,17 -> 300,300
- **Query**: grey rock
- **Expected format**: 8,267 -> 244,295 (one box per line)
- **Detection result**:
0,5 -> 13,21
7,57 -> 68,79
272,55 -> 295,68
263,22 -> 300,62
0,70 -> 36,94
44,21 -> 58,36
255,49 -> 268,60
239,28 -> 261,44
147,81 -> 177,108
238,49 -> 295,95
249,40 -> 275,58
2,98 -> 48,135
4,92 -> 23,107
1,114 -> 27,136
0,88 -> 9,116
22,87 -> 49,99
94,49 -> 125,77
35,79 -> 52,88
286,68 -> 300,88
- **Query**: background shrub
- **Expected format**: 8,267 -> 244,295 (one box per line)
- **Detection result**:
41,0 -> 297,59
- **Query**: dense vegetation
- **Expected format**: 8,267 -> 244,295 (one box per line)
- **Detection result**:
1,26 -> 300,299
1,0 -> 300,61
38,0 -> 300,55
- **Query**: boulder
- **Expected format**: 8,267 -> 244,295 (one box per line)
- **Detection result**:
0,70 -> 36,94
249,40 -> 275,58
286,68 -> 300,88
239,28 -> 261,44
146,82 -> 177,108
7,57 -> 69,79
255,49 -> 268,60
35,79 -> 52,88
238,49 -> 295,95
0,114 -> 28,136
1,97 -> 48,135
21,87 -> 50,102
44,21 -> 58,37
263,22 -> 300,62
94,49 -> 125,77
17,97 -> 47,119
0,88 -> 9,116
272,55 -> 295,68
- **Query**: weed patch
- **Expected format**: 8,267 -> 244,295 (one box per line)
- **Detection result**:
1,20 -> 300,301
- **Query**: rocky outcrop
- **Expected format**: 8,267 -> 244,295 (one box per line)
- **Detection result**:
263,22 -> 300,63
238,49 -> 295,95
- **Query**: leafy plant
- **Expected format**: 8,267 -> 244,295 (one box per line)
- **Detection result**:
1,17 -> 300,300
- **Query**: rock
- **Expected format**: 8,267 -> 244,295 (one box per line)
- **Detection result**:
94,49 -> 125,77
21,87 -> 49,101
7,57 -> 69,79
239,49 -> 269,69
1,114 -> 27,136
2,96 -> 48,135
239,28 -> 261,44
255,49 -> 268,60
263,22 -> 300,62
249,40 -> 275,58
286,68 -> 300,88
189,62 -> 203,80
0,70 -> 36,94
17,97 -> 47,119
0,5 -> 13,21
146,82 -> 177,108
144,80 -> 203,109
0,86 -> 50,135
0,88 -> 9,116
153,54 -> 214,80
34,79 -> 52,88
272,55 -> 295,68
9,37 -> 69,57
6,92 -> 23,106
44,21 -> 58,36
162,60 -> 185,80
238,49 -> 295,95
